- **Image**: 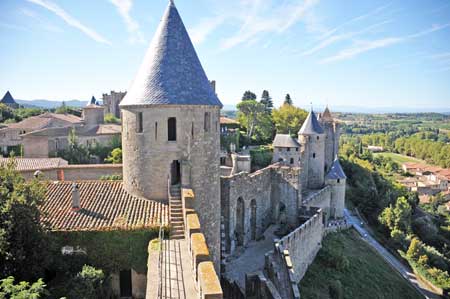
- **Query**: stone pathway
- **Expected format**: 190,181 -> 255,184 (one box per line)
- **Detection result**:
157,239 -> 198,299
224,225 -> 278,289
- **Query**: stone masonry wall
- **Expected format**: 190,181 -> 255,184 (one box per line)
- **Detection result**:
278,207 -> 324,283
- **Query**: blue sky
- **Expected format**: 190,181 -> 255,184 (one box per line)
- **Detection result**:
1,0 -> 450,110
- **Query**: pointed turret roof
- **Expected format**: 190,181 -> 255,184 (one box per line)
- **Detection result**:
298,110 -> 324,135
321,106 -> 333,122
1,91 -> 16,104
326,157 -> 347,180
85,96 -> 103,109
120,1 -> 222,108
89,96 -> 97,105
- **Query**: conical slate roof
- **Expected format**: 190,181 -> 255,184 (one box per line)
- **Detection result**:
326,157 -> 347,180
298,110 -> 324,135
1,91 -> 16,104
273,134 -> 301,148
89,96 -> 96,105
120,1 -> 222,108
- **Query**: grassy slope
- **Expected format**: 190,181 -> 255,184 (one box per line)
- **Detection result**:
374,152 -> 424,164
300,230 -> 422,299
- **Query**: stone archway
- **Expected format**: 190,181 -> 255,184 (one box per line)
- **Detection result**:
235,197 -> 245,246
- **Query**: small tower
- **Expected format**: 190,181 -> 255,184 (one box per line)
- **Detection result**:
83,96 -> 104,125
325,157 -> 346,218
320,106 -> 336,172
120,0 -> 222,270
1,91 -> 19,109
298,109 -> 325,189
272,134 -> 301,166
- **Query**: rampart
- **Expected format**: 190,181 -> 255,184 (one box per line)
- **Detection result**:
182,188 -> 223,299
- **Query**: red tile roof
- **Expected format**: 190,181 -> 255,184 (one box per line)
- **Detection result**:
41,181 -> 168,231
0,157 -> 68,171
7,113 -> 82,130
220,117 -> 239,125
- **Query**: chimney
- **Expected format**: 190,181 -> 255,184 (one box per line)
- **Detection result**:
210,80 -> 216,94
71,183 -> 80,211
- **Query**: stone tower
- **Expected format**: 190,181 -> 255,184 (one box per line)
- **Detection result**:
320,106 -> 340,172
120,1 -> 222,270
298,110 -> 325,189
325,157 -> 346,218
272,134 -> 301,166
83,96 -> 104,125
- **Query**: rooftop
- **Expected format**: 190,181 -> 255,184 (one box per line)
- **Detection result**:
5,112 -> 82,131
1,91 -> 17,105
0,157 -> 68,171
22,124 -> 121,137
120,1 -> 222,108
42,181 -> 169,231
273,134 -> 301,148
326,158 -> 347,180
220,116 -> 239,125
298,110 -> 324,135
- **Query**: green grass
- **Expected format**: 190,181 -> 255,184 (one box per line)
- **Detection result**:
300,230 -> 422,299
374,152 -> 424,165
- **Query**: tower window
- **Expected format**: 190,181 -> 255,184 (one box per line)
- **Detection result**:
287,148 -> 290,152
290,158 -> 294,164
337,179 -> 341,183
296,147 -> 299,152
313,153 -> 316,158
155,122 -> 158,140
168,118 -> 177,141
317,136 -> 320,140
136,112 -> 143,133
191,122 -> 194,138
204,112 -> 211,132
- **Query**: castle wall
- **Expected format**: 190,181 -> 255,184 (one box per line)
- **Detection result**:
220,165 -> 301,255
327,179 -> 346,218
302,186 -> 331,220
121,105 -> 221,271
278,208 -> 324,283
272,147 -> 301,166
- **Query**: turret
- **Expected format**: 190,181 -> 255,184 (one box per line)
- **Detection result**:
83,96 -> 104,125
298,109 -> 325,189
119,0 -> 222,270
325,157 -> 346,218
320,106 -> 337,172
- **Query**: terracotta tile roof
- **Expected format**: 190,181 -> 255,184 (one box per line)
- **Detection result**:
220,117 -> 239,125
22,124 -> 121,137
7,113 -> 82,130
0,157 -> 68,171
42,181 -> 168,231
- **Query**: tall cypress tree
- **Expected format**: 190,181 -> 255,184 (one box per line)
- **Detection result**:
284,94 -> 293,105
260,90 -> 273,113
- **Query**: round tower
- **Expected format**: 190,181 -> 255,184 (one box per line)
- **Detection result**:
119,1 -> 222,270
325,157 -> 347,218
320,106 -> 335,172
298,109 -> 325,189
83,96 -> 104,125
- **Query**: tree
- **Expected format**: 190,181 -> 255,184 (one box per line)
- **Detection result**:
105,148 -> 122,164
104,113 -> 120,124
65,265 -> 108,299
237,100 -> 265,139
0,159 -> 51,282
57,128 -> 91,164
272,103 -> 308,134
55,101 -> 67,114
406,237 -> 422,260
0,276 -> 47,299
242,91 -> 257,101
260,90 -> 273,113
284,94 -> 293,105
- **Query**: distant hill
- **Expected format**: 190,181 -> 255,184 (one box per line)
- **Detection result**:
16,99 -> 89,109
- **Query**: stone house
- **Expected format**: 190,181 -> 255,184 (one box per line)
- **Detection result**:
0,112 -> 82,156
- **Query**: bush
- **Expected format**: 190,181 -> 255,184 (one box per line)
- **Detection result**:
329,280 -> 343,299
250,146 -> 272,169
104,113 -> 120,124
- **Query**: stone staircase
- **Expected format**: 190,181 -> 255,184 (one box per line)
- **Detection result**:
169,185 -> 184,240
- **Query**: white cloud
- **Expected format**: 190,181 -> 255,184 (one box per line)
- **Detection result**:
26,0 -> 111,45
321,23 -> 450,64
189,15 -> 227,45
109,0 -> 144,44
21,8 -> 63,33
220,0 -> 320,50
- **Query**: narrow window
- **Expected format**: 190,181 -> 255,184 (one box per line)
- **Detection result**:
296,147 -> 299,152
136,112 -> 143,133
168,117 -> 177,141
290,158 -> 294,164
191,122 -> 194,138
337,179 -> 340,183
204,112 -> 210,132
287,148 -> 291,152
155,122 -> 158,140
313,153 -> 316,158
317,136 -> 320,140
